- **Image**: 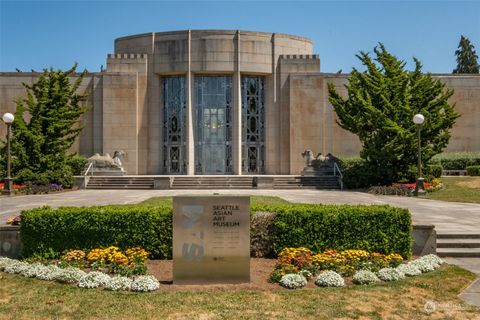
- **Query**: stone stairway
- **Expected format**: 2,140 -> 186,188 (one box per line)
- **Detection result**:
437,233 -> 480,257
86,176 -> 154,189
171,176 -> 254,189
85,175 -> 342,190
273,176 -> 340,189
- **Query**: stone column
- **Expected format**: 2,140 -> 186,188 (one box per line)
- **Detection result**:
186,30 -> 195,175
232,31 -> 242,175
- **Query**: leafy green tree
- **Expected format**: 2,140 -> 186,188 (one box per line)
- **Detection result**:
2,64 -> 88,187
329,44 -> 459,185
453,35 -> 479,73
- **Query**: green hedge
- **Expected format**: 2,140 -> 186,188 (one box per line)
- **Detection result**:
430,152 -> 480,170
425,164 -> 443,179
20,205 -> 173,259
466,166 -> 480,176
253,204 -> 412,258
339,157 -> 373,189
20,203 -> 412,259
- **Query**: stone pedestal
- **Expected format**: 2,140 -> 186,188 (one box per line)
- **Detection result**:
0,225 -> 20,258
154,177 -> 172,189
412,224 -> 437,256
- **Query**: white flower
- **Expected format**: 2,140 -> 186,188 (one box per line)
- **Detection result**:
3,261 -> 30,274
105,276 -> 133,291
279,273 -> 308,289
353,270 -> 380,285
36,265 -> 62,281
418,254 -> 443,267
20,263 -> 46,278
396,263 -> 421,276
408,260 -> 436,273
55,267 -> 87,284
0,257 -> 14,271
131,275 -> 160,292
377,268 -> 405,281
78,271 -> 111,289
315,270 -> 345,287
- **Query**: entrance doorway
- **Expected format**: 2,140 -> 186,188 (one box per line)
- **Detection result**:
194,76 -> 233,174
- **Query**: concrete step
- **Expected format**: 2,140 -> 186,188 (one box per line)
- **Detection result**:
437,234 -> 480,239
437,239 -> 480,248
85,175 -> 342,190
437,248 -> 480,258
86,186 -> 153,189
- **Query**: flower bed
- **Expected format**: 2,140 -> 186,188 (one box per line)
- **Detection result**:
60,247 -> 149,276
0,183 -> 26,191
268,247 -> 443,289
0,183 -> 65,194
368,178 -> 444,196
269,247 -> 403,282
0,246 -> 158,293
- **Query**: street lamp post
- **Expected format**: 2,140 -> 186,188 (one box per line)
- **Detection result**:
413,113 -> 425,196
2,112 -> 14,196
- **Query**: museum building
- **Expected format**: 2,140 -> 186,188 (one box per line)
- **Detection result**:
1,30 -> 479,176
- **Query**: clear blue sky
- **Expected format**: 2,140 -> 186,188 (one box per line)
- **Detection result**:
1,0 -> 479,73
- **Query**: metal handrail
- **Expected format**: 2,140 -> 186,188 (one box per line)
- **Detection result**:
333,162 -> 344,190
84,161 -> 94,176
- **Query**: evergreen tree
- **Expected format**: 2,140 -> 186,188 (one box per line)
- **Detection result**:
453,35 -> 479,73
3,64 -> 88,187
328,44 -> 459,185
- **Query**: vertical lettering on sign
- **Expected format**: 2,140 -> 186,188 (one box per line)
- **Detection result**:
181,205 -> 205,261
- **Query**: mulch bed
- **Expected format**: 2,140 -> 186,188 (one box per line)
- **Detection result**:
146,258 -> 321,291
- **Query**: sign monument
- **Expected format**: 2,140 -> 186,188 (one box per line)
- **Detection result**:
173,196 -> 250,284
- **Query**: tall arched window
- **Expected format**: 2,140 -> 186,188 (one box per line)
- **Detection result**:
242,76 -> 265,174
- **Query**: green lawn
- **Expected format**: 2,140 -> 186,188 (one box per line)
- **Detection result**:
138,195 -> 291,207
0,265 -> 478,319
425,177 -> 480,204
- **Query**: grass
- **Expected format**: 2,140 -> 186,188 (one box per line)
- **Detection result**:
138,195 -> 291,207
425,176 -> 480,204
0,265 -> 478,319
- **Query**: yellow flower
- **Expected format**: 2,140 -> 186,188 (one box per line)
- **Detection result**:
87,248 -> 107,262
63,250 -> 85,262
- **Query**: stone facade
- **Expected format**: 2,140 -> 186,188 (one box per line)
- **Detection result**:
1,30 -> 479,175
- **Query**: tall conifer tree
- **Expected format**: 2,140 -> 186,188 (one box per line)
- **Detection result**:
3,64 -> 88,187
453,35 -> 479,73
328,44 -> 458,185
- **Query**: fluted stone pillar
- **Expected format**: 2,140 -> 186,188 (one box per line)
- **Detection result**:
232,31 -> 242,175
186,30 -> 195,175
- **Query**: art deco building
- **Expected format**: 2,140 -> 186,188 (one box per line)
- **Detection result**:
1,30 -> 479,175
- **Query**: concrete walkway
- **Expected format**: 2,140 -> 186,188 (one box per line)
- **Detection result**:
1,189 -> 480,306
2,189 -> 480,234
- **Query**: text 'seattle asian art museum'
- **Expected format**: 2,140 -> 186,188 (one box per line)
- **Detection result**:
1,30 -> 480,179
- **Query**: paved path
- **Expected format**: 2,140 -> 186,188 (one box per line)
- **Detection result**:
2,189 -> 480,234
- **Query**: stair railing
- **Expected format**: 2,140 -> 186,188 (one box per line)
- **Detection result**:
84,161 -> 94,176
333,162 -> 344,190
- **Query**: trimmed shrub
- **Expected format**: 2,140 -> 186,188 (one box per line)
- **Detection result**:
68,155 -> 89,176
466,166 -> 480,176
425,164 -> 443,179
250,212 -> 277,258
339,157 -> 373,189
368,185 -> 411,196
20,203 -> 412,259
20,205 -> 172,259
430,152 -> 480,170
253,204 -> 412,258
